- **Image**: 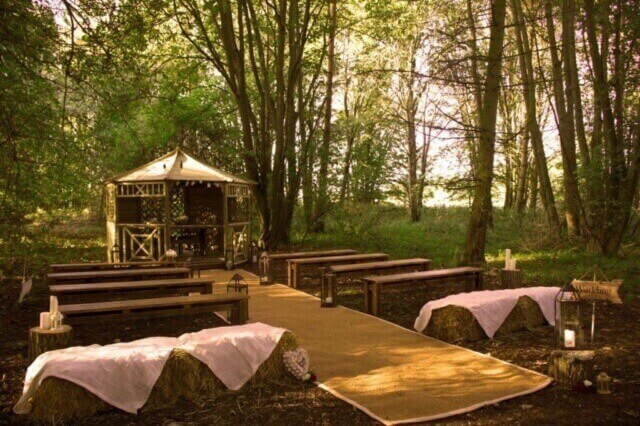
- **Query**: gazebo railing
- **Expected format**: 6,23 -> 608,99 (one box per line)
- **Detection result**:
116,224 -> 165,261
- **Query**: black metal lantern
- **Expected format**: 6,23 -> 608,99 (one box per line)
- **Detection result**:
321,270 -> 337,307
111,244 -> 121,263
225,246 -> 235,270
226,272 -> 249,296
259,252 -> 273,285
555,283 -> 585,349
250,241 -> 259,263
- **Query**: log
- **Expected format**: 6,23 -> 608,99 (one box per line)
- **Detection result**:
500,269 -> 523,289
28,325 -> 74,364
547,350 -> 594,389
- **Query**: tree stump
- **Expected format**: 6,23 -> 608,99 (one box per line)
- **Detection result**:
28,325 -> 74,364
548,350 -> 594,389
500,269 -> 523,289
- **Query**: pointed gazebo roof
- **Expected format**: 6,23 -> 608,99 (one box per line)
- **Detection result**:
111,148 -> 256,184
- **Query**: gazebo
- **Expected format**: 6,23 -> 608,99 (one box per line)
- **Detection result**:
105,148 -> 256,266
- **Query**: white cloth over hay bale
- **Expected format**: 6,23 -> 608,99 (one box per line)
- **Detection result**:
414,287 -> 559,342
14,323 -> 296,420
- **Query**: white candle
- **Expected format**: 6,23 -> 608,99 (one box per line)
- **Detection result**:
564,329 -> 576,348
510,259 -> 517,270
49,296 -> 58,314
325,297 -> 333,304
39,312 -> 51,330
505,249 -> 511,269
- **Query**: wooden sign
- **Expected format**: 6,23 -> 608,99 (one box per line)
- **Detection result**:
571,279 -> 623,304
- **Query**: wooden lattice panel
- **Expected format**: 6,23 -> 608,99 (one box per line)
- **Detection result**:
141,197 -> 165,223
227,184 -> 250,197
227,196 -> 249,224
170,185 -> 185,220
116,183 -> 165,197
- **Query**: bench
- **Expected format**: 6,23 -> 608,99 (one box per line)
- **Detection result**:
268,249 -> 358,280
185,257 -> 226,277
50,277 -> 216,304
288,253 -> 389,289
47,267 -> 191,285
48,261 -> 174,273
322,258 -> 431,304
59,293 -> 249,325
362,267 -> 483,316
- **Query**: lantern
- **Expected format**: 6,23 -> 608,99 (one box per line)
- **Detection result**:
555,283 -> 585,349
227,272 -> 249,322
226,273 -> 249,296
320,271 -> 337,307
259,252 -> 273,285
250,241 -> 259,263
111,244 -> 121,263
225,246 -> 235,270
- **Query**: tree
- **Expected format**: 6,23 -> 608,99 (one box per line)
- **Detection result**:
174,0 -> 324,247
462,0 -> 508,264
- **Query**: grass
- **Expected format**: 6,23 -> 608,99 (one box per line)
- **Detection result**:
2,203 -> 637,298
291,204 -> 640,297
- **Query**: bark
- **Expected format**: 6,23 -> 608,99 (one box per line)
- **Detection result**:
512,0 -> 561,230
312,0 -> 337,232
545,0 -> 582,236
462,0 -> 508,264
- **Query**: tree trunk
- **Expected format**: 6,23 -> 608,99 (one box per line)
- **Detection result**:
545,0 -> 582,236
313,0 -> 337,232
462,0 -> 507,264
512,0 -> 560,230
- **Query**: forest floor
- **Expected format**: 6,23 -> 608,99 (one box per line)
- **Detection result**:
1,205 -> 640,424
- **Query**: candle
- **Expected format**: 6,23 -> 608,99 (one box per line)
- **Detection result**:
510,259 -> 517,270
505,249 -> 511,269
325,297 -> 333,304
564,329 -> 576,348
49,296 -> 58,314
39,312 -> 51,330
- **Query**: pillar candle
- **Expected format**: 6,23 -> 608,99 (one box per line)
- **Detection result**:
49,296 -> 58,314
39,312 -> 51,330
505,249 -> 511,269
564,329 -> 576,348
510,259 -> 517,270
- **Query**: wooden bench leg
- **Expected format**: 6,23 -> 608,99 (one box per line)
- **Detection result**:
292,264 -> 301,289
287,262 -> 293,287
371,282 -> 381,316
476,271 -> 483,289
364,282 -> 371,314
230,300 -> 248,325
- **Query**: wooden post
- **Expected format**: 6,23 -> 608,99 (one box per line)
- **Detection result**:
28,325 -> 74,364
501,269 -> 523,289
548,350 -> 594,388
363,282 -> 372,314
321,272 -> 337,307
371,282 -> 381,316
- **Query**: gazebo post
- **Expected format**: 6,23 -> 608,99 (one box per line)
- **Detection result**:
163,180 -> 171,258
222,182 -> 229,263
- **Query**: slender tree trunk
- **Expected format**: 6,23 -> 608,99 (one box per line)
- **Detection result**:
513,0 -> 561,230
529,162 -> 539,211
545,0 -> 582,236
313,0 -> 337,232
514,131 -> 529,212
463,0 -> 507,264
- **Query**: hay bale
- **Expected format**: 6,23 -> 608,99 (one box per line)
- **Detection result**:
28,332 -> 298,421
424,296 -> 547,343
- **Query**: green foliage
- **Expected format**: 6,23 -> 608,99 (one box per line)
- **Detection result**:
292,204 -> 640,293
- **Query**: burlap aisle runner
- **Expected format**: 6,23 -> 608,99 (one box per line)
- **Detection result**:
206,270 -> 551,425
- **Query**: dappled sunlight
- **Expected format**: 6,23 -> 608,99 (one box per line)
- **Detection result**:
245,278 -> 550,421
